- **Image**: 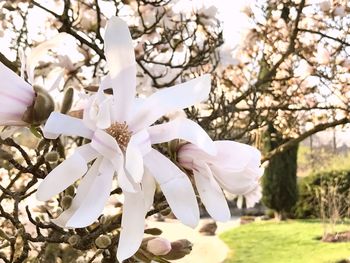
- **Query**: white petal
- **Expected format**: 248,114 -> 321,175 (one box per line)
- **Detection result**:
1,91 -> 31,114
82,93 -> 112,131
129,74 -> 211,132
43,112 -> 94,139
53,158 -> 114,228
0,112 -> 26,126
117,191 -> 145,262
96,99 -> 112,129
179,140 -> 261,173
91,129 -> 123,169
98,158 -> 113,175
210,143 -> 262,196
117,167 -> 140,193
129,129 -> 152,156
148,118 -> 216,155
27,33 -> 74,84
213,168 -> 261,196
46,69 -> 64,92
36,144 -> 98,201
244,185 -> 262,208
193,162 -> 230,222
52,158 -> 101,227
100,75 -> 112,91
144,149 -> 199,228
142,167 -> 156,213
0,62 -> 34,104
212,141 -> 261,171
125,145 -> 144,183
104,16 -> 136,122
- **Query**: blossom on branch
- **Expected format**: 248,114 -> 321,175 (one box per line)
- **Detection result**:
36,16 -> 215,261
178,141 -> 263,221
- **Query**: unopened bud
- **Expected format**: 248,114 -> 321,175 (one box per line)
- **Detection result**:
99,215 -> 107,225
16,228 -> 24,236
60,195 -> 73,210
61,88 -> 74,114
37,139 -> 47,151
56,207 -> 63,216
115,201 -> 123,207
65,185 -> 75,197
3,3 -> 15,11
0,149 -> 12,160
0,229 -> 11,240
168,139 -> 180,155
68,235 -> 80,246
33,92 -> 54,123
22,87 -> 55,125
44,151 -> 59,163
144,228 -> 162,236
95,235 -> 112,248
146,237 -> 172,256
319,1 -> 331,12
160,207 -> 172,216
163,239 -> 193,260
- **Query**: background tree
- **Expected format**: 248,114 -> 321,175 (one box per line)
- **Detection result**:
195,0 -> 350,154
262,123 -> 299,220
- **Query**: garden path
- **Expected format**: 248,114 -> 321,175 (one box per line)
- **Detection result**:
146,217 -> 240,263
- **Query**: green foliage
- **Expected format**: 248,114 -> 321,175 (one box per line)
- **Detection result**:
220,220 -> 350,263
293,170 -> 350,219
262,124 -> 299,215
297,145 -> 350,177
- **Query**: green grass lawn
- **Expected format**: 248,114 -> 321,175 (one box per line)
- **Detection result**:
220,220 -> 350,263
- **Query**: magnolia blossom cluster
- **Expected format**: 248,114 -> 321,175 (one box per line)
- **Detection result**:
0,16 -> 262,262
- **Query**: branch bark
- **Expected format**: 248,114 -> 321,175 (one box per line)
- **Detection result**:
262,117 -> 350,163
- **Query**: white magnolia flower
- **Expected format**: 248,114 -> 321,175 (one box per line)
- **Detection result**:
23,33 -> 75,85
178,141 -> 263,221
36,16 -> 215,262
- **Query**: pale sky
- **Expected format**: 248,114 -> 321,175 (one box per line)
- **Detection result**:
175,0 -> 251,48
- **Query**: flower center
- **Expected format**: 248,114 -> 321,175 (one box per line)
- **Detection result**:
105,122 -> 132,152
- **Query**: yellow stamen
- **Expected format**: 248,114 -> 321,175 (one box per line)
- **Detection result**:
105,122 -> 132,152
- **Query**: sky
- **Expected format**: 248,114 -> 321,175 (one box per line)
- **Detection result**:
175,0 -> 251,48
0,0 -> 251,61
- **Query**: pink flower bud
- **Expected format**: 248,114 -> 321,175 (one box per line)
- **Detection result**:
319,1 -> 331,12
334,6 -> 346,17
316,46 -> 330,65
146,237 -> 172,256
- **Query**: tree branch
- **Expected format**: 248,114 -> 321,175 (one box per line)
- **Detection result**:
262,117 -> 350,163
